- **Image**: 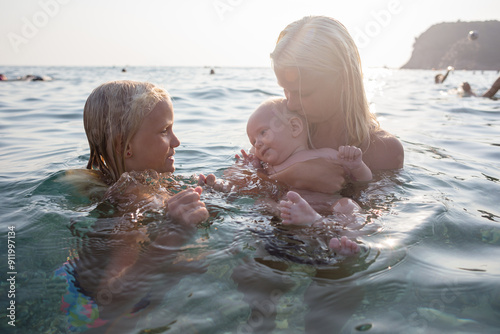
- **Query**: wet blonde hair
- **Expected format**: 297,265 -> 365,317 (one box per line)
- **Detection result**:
270,16 -> 379,148
84,80 -> 170,183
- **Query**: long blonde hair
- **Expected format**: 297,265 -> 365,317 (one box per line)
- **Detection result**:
83,80 -> 169,183
270,16 -> 379,148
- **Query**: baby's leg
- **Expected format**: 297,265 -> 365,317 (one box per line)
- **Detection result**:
329,236 -> 360,255
279,191 -> 321,225
330,199 -> 362,255
332,197 -> 360,215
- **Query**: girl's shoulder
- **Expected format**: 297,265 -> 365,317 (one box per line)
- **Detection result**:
364,130 -> 404,171
60,169 -> 109,200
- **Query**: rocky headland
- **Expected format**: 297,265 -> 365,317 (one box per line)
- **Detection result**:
401,20 -> 500,70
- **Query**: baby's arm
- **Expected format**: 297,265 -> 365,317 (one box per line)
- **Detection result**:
338,146 -> 372,181
199,149 -> 267,193
235,149 -> 263,169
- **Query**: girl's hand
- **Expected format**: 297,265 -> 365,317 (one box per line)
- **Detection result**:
167,187 -> 208,225
198,174 -> 231,192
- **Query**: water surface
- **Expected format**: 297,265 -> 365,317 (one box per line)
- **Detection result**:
0,66 -> 499,333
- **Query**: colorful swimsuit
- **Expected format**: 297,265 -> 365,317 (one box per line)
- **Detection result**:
55,262 -> 151,332
55,263 -> 108,332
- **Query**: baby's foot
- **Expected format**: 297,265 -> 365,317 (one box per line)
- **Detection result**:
279,191 -> 322,225
332,198 -> 360,215
329,236 -> 360,256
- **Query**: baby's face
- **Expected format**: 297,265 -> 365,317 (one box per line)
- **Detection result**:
246,107 -> 297,166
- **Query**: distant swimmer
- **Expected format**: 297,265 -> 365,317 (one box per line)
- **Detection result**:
22,74 -> 46,81
210,68 -> 215,75
0,74 -> 52,81
459,76 -> 500,100
435,66 -> 454,84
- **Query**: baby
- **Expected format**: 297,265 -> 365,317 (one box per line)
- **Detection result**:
246,97 -> 371,228
201,97 -> 371,254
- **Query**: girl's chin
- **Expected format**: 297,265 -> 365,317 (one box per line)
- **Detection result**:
163,158 -> 175,173
163,166 -> 175,173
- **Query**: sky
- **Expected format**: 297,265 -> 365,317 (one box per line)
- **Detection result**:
1,0 -> 499,69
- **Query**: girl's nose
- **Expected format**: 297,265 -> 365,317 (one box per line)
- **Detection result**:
171,132 -> 180,147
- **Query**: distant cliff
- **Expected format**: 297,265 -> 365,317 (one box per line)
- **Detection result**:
401,20 -> 500,70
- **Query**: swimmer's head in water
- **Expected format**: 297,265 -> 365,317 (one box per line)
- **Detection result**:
461,82 -> 472,93
84,80 -> 170,183
435,74 -> 444,83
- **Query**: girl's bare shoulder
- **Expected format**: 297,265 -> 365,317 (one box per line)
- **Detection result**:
60,169 -> 109,199
364,130 -> 404,171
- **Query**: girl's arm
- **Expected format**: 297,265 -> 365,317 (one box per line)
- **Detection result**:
90,186 -> 208,318
482,76 -> 500,99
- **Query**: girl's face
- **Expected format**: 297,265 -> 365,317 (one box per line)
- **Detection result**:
246,107 -> 297,166
125,99 -> 180,174
274,67 -> 340,124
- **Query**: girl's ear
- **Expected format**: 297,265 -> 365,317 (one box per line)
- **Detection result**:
124,142 -> 133,158
289,116 -> 304,137
115,136 -> 132,158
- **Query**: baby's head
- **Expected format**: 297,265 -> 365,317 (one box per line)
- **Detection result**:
84,80 -> 171,182
247,97 -> 308,165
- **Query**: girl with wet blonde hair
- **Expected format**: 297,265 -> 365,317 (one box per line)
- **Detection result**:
271,16 -> 377,148
84,80 -> 170,183
59,80 -> 208,330
267,16 -> 403,193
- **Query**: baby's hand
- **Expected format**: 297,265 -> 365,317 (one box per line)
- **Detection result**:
235,149 -> 262,169
338,145 -> 363,170
167,187 -> 208,226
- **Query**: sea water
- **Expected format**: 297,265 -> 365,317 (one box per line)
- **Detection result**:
0,66 -> 499,333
